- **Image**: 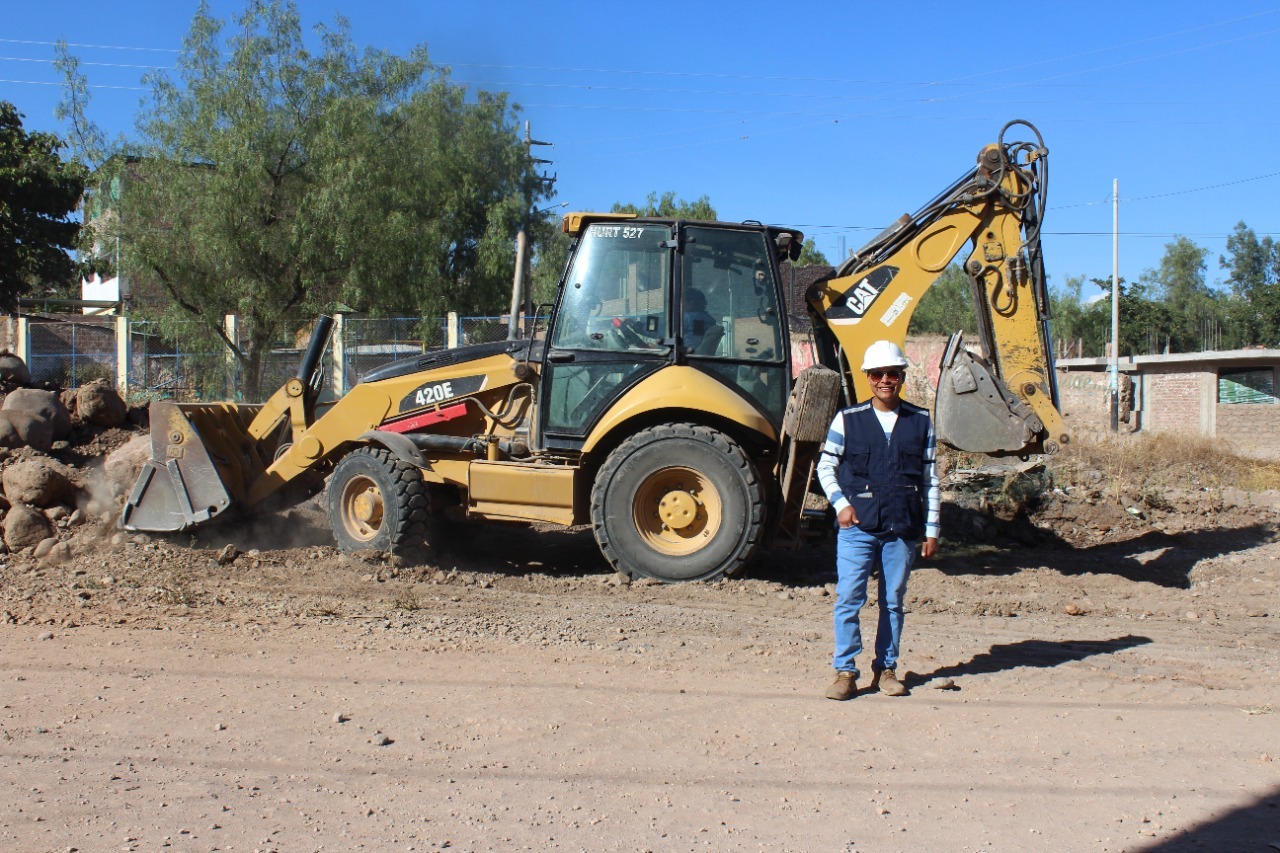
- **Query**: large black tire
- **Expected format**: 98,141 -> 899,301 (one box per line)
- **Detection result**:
327,447 -> 429,554
590,423 -> 764,582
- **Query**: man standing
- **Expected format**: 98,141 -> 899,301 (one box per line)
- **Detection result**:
817,340 -> 940,700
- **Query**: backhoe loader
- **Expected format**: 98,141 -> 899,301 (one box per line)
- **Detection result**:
120,119 -> 1068,582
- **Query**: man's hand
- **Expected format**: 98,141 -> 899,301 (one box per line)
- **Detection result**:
837,506 -> 858,529
921,537 -> 939,559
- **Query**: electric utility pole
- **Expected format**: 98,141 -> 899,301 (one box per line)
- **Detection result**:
1110,178 -> 1120,433
507,123 -> 556,340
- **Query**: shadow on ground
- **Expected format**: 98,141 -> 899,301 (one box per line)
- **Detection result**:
1135,784 -> 1280,852
932,522 -> 1276,589
904,634 -> 1153,688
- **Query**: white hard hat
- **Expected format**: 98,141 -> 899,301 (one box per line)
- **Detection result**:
861,340 -> 909,371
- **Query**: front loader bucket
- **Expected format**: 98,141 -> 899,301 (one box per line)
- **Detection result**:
119,400 -> 266,533
934,332 -> 1045,455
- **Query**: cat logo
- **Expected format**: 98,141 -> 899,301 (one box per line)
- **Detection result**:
845,277 -> 881,316
823,266 -> 900,326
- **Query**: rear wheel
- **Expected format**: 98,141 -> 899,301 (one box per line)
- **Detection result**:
590,423 -> 764,582
327,447 -> 429,554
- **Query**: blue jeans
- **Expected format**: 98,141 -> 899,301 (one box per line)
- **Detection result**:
833,525 -> 917,675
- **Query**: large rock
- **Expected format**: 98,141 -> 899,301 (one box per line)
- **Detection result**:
0,352 -> 32,386
76,379 -> 127,428
0,410 -> 54,452
2,388 -> 71,439
104,433 -> 152,497
2,458 -> 78,507
4,503 -> 53,550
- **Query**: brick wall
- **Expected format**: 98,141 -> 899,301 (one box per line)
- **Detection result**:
1216,403 -> 1280,458
1056,362 -> 1280,459
1144,366 -> 1211,435
1057,371 -> 1111,425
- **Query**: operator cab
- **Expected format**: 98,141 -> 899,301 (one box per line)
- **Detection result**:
539,213 -> 802,450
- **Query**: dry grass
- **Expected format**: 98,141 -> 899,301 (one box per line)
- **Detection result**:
1049,432 -> 1280,493
391,586 -> 425,612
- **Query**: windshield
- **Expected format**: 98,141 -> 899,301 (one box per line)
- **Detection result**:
551,222 -> 672,350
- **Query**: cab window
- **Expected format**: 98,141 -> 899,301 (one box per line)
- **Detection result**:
550,223 -> 672,351
682,227 -> 788,421
682,227 -> 784,361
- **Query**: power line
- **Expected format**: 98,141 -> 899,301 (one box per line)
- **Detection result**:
0,78 -> 148,91
0,55 -> 168,71
1052,172 -> 1280,210
0,37 -> 178,53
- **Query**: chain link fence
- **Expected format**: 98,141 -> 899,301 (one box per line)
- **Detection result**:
128,320 -> 228,402
17,313 -> 524,401
25,320 -> 117,388
231,316 -> 336,404
339,317 -> 446,394
459,316 -> 514,346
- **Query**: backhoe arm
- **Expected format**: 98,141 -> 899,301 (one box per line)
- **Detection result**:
805,120 -> 1068,456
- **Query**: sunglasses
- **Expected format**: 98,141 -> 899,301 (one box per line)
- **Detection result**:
867,369 -> 904,382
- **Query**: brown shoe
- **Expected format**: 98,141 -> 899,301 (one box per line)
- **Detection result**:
873,667 -> 908,697
824,671 -> 858,701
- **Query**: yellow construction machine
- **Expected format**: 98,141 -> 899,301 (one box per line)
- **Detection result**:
120,119 -> 1068,582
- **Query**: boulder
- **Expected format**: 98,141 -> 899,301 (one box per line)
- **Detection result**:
105,433 -> 153,496
4,503 -> 53,550
0,352 -> 32,386
2,458 -> 78,507
0,410 -> 54,452
76,379 -> 127,428
2,388 -> 71,439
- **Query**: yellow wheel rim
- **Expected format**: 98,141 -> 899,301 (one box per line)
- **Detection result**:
632,465 -> 722,556
339,474 -> 384,542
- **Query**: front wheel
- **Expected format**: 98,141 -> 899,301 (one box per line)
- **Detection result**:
590,423 -> 764,582
327,446 -> 429,554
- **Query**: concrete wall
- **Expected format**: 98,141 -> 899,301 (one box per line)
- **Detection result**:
1214,402 -> 1280,458
1056,356 -> 1280,459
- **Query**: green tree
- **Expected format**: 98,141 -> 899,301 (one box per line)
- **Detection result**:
1220,222 -> 1280,347
0,102 -> 87,308
907,264 -> 976,336
612,191 -> 716,220
1117,279 -> 1172,356
1142,236 -> 1219,352
528,210 -> 570,312
1079,276 -> 1177,357
59,0 -> 540,397
1049,275 -> 1111,356
795,238 -> 828,266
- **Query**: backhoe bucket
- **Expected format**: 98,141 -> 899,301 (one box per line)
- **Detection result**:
934,332 -> 1044,455
119,400 -> 266,533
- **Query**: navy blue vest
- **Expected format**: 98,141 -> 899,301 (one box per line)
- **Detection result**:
835,401 -> 930,541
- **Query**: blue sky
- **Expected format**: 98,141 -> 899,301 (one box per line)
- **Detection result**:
3,1 -> 1278,297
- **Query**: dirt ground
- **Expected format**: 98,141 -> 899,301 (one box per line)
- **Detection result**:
2,461 -> 1279,852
